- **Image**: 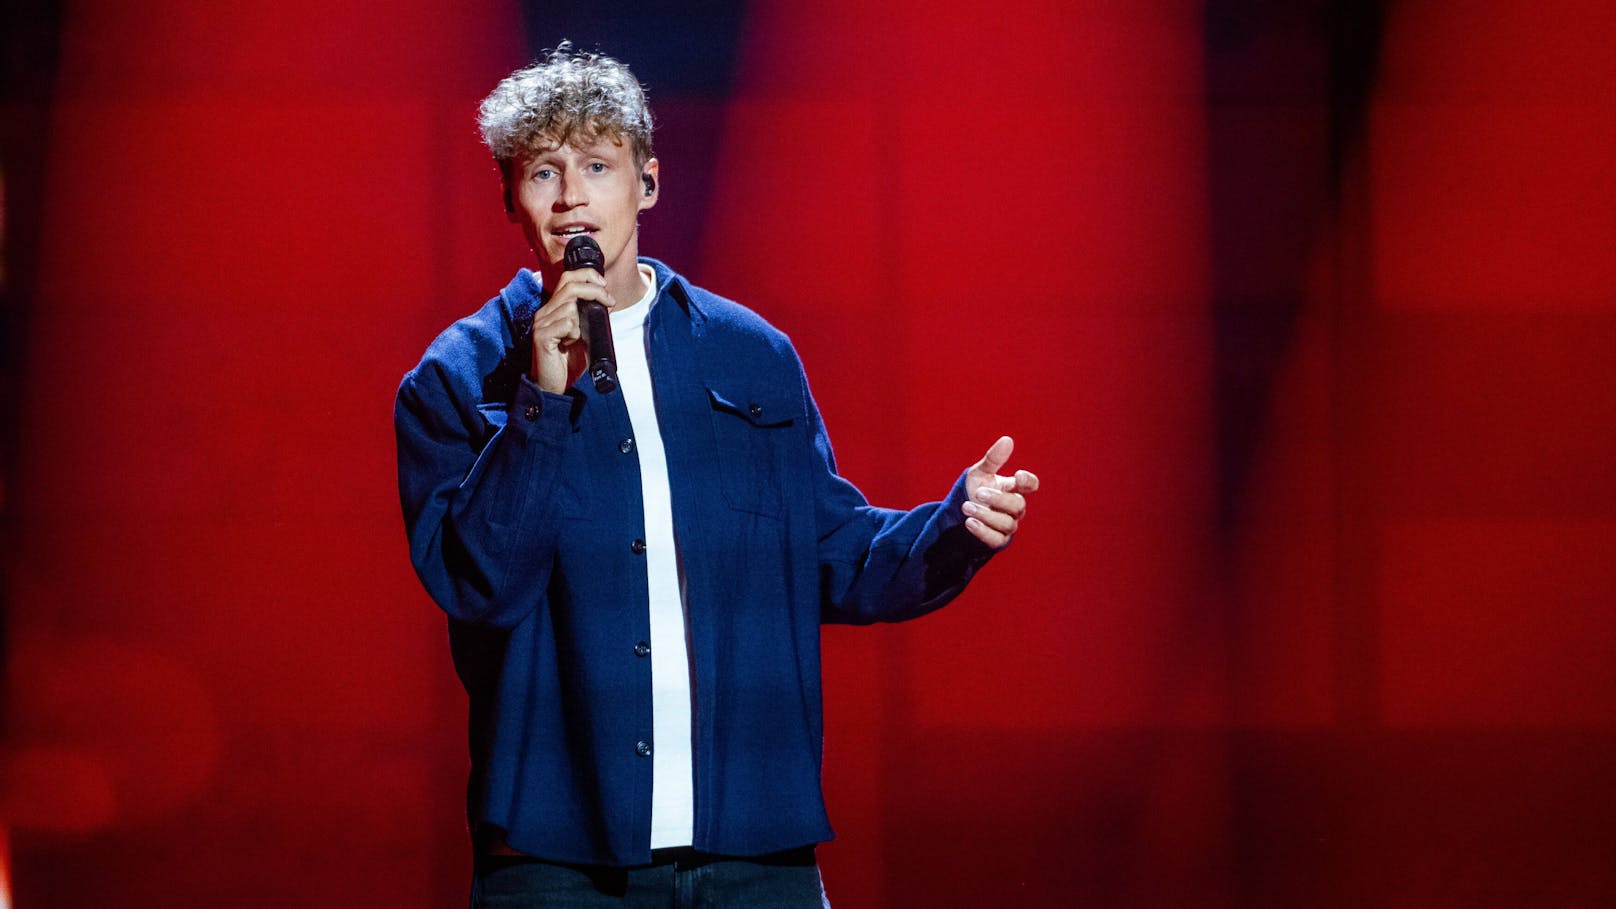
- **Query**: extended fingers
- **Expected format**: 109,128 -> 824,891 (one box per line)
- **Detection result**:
987,469 -> 1041,496
972,484 -> 1026,518
961,437 -> 1039,549
962,488 -> 1022,548
964,516 -> 1010,548
962,499 -> 1016,547
963,500 -> 1017,532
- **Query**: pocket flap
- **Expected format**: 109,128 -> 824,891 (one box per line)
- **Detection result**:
706,386 -> 795,428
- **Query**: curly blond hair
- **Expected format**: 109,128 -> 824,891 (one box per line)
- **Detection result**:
478,42 -> 654,177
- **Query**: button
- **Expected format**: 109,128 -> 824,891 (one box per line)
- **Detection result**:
636,740 -> 653,757
618,437 -> 635,454
524,403 -> 542,421
630,538 -> 646,555
748,402 -> 763,419
633,641 -> 651,657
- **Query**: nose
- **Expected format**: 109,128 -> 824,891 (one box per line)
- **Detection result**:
557,172 -> 587,209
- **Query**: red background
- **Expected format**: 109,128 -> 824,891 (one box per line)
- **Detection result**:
4,1 -> 1614,905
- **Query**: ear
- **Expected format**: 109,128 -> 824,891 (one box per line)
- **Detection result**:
638,158 -> 660,212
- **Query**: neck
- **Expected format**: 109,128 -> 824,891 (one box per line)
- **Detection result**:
607,255 -> 651,310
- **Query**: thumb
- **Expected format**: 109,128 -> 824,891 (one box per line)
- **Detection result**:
974,435 -> 1014,475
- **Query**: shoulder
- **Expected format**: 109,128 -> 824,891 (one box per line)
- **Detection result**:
663,270 -> 814,424
398,271 -> 535,411
672,272 -> 802,372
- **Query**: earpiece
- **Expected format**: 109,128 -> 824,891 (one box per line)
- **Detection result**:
643,173 -> 656,197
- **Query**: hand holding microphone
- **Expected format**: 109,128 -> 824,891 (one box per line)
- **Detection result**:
562,236 -> 619,394
527,235 -> 619,395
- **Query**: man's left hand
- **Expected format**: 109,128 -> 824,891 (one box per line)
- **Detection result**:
962,436 -> 1039,549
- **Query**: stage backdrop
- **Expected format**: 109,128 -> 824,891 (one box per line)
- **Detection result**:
4,1 -> 1613,906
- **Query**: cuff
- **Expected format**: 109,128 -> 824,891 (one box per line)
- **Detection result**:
510,373 -> 574,443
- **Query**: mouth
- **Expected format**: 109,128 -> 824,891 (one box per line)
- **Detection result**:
551,224 -> 599,240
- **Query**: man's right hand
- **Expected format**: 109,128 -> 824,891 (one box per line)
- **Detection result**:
530,268 -> 616,394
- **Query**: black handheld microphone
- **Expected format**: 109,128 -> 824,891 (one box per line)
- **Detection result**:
562,235 -> 618,394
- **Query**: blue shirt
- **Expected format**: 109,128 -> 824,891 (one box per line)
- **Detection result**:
394,260 -> 993,866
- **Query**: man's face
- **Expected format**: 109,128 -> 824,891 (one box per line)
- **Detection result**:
507,133 -> 657,289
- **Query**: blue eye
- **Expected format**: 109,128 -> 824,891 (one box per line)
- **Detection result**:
533,168 -> 555,180
589,162 -> 606,173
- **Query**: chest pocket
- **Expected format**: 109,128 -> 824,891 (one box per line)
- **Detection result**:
707,386 -> 796,518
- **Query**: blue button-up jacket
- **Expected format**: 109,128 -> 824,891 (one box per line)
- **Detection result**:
395,261 -> 992,866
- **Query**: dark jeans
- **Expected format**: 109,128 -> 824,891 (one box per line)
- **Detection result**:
471,846 -> 830,908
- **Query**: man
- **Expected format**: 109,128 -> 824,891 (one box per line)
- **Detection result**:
395,44 -> 1039,906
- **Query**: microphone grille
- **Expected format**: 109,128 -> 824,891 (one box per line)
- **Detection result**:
563,235 -> 605,272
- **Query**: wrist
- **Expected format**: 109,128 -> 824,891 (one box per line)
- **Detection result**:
530,350 -> 562,395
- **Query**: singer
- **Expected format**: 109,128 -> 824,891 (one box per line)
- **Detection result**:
394,44 -> 1039,907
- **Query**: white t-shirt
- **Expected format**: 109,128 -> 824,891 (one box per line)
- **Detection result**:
610,265 -> 694,849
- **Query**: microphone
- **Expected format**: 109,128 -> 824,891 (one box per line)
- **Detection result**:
562,235 -> 618,394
